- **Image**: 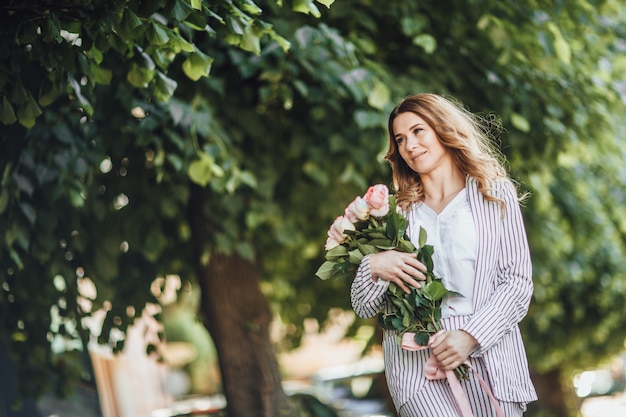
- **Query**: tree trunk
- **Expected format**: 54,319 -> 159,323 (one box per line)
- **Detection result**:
188,187 -> 295,417
527,368 -> 578,417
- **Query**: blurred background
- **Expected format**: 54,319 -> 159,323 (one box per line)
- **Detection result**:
1,1 -> 625,417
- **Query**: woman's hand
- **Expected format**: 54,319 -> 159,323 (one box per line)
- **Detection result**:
369,250 -> 427,293
430,330 -> 478,371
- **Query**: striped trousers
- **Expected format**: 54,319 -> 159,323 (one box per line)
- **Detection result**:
398,357 -> 525,417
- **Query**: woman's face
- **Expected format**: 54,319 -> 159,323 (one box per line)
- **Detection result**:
392,112 -> 451,177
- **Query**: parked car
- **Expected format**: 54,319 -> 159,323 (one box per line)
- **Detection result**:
151,391 -> 347,417
573,356 -> 626,399
309,361 -> 396,417
574,369 -> 617,398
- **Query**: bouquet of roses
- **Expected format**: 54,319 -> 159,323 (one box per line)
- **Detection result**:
316,184 -> 469,380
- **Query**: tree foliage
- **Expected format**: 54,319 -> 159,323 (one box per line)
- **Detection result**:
1,1 -> 625,415
0,0 -> 336,402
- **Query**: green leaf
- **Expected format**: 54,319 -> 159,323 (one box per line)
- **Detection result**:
388,282 -> 404,297
371,243 -> 397,251
348,248 -> 364,264
415,292 -> 431,308
187,153 -> 218,186
119,7 -> 144,39
423,281 -> 448,302
361,230 -> 387,239
154,72 -> 178,101
169,0 -> 193,21
17,93 -> 42,129
238,171 -> 257,188
547,22 -> 571,65
390,317 -> 404,331
241,0 -> 263,15
68,188 -> 85,208
41,16 -> 62,43
315,260 -> 336,280
61,20 -> 81,33
38,78 -> 59,107
511,112 -> 530,133
412,34 -> 437,54
10,78 -> 29,104
91,64 -> 113,85
90,45 -> 104,64
293,0 -> 321,17
137,0 -> 162,17
271,33 -> 291,52
236,241 -> 255,261
147,22 -> 170,45
302,161 -> 329,185
354,110 -> 381,129
13,173 -> 34,196
169,33 -> 195,53
0,187 -> 9,215
378,314 -> 395,330
385,217 -> 399,241
325,244 -> 348,261
414,332 -> 430,346
127,64 -> 155,88
356,242 -> 378,256
182,51 -> 214,81
138,50 -> 156,71
0,96 -> 17,125
418,246 -> 434,271
241,25 -> 263,55
19,202 -> 36,225
316,0 -> 335,8
190,0 -> 202,10
396,239 -> 416,253
367,79 -> 390,110
402,311 -> 411,328
9,249 -> 24,270
418,227 -> 427,248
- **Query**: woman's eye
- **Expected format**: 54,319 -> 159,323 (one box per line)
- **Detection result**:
413,128 -> 423,135
395,137 -> 405,144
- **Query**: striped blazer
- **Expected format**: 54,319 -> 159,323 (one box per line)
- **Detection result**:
351,176 -> 538,408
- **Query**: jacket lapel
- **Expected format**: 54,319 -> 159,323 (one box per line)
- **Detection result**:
466,177 -> 501,312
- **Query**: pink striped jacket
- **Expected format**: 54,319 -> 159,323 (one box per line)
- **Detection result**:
351,177 -> 538,409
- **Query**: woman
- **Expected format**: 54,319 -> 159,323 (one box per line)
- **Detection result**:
350,93 -> 537,416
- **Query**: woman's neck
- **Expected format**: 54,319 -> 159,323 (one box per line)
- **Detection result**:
421,167 -> 466,214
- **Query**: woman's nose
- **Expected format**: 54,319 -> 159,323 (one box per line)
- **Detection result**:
405,134 -> 418,148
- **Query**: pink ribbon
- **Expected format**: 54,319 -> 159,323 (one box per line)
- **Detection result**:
401,331 -> 504,417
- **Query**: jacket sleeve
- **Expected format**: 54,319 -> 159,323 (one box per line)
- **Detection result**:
350,254 -> 389,318
461,181 -> 534,355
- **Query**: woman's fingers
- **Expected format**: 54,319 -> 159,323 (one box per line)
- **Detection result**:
369,251 -> 427,293
431,330 -> 478,370
395,271 -> 423,292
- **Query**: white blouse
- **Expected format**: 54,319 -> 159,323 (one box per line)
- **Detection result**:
405,188 -> 477,318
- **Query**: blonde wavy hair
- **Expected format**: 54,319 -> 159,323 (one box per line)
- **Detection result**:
386,93 -> 513,210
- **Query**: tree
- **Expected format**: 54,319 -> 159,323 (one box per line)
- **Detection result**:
2,1 -> 626,417
0,1 -> 341,416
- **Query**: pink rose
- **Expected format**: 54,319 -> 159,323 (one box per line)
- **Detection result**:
326,215 -> 355,246
344,196 -> 370,223
364,184 -> 390,217
324,236 -> 342,250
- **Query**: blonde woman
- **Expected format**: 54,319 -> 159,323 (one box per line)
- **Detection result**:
351,94 -> 537,416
